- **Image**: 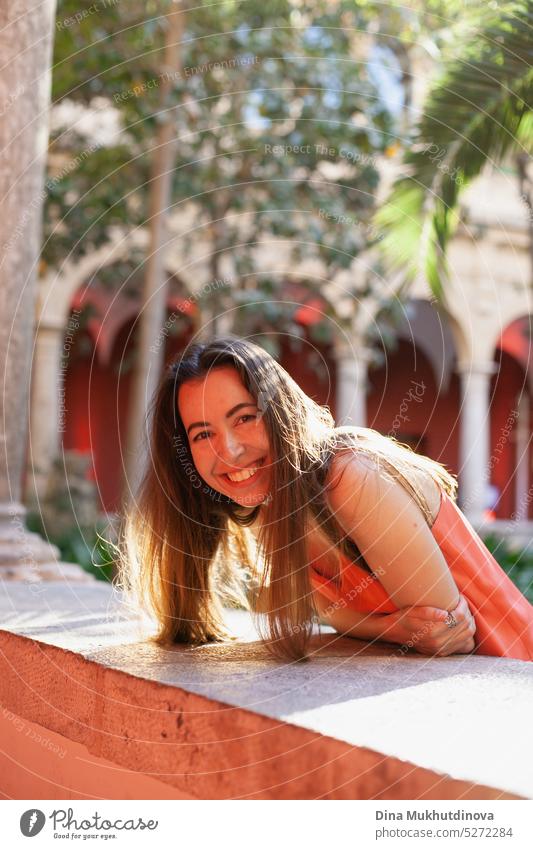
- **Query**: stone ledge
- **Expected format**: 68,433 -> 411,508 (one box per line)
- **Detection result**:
0,582 -> 531,800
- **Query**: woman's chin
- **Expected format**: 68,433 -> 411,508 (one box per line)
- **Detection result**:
232,491 -> 270,508
203,480 -> 269,507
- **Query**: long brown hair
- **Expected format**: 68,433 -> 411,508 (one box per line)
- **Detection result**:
118,335 -> 458,662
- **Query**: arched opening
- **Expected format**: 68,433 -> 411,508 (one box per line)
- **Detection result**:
367,299 -> 460,475
62,276 -> 196,512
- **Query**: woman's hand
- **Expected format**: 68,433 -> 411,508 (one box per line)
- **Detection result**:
388,594 -> 477,656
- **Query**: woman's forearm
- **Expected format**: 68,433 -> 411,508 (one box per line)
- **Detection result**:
317,600 -> 403,644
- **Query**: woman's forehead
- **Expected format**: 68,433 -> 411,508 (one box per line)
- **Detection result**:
178,366 -> 253,413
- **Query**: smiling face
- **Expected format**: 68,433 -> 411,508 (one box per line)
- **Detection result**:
177,365 -> 272,507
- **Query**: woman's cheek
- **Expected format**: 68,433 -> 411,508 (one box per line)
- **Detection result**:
197,450 -> 216,482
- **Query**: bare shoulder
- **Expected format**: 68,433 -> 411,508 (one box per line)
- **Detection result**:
323,449 -> 376,513
324,448 -> 441,528
325,448 -> 378,489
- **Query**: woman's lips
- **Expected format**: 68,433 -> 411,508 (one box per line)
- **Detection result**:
220,456 -> 266,487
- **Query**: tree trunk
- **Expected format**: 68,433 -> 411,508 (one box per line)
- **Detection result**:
124,1 -> 187,498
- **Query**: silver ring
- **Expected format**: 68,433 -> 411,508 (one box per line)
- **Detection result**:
444,611 -> 458,629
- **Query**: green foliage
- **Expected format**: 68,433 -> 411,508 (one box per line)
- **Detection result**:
375,0 -> 533,297
45,1 -> 157,267
26,511 -> 116,582
46,0 -> 396,333
50,1 -> 504,330
482,533 -> 533,602
172,1 -> 391,278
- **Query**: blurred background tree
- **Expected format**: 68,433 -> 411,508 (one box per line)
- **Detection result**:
47,0 -> 394,306
45,0 -> 484,337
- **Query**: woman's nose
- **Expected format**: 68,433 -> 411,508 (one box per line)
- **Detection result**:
218,431 -> 245,461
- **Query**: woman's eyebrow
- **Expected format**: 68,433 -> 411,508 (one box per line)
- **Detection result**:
186,402 -> 258,435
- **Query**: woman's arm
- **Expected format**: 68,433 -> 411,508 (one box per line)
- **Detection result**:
325,453 -> 461,611
313,587 -> 476,655
313,588 -> 403,643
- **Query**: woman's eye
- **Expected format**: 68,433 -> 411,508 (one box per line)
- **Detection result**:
192,415 -> 255,443
193,431 -> 210,442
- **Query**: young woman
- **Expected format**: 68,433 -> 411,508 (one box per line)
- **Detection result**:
120,336 -> 533,662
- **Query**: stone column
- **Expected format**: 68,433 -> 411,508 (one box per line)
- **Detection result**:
457,360 -> 498,527
0,0 -> 89,581
26,319 -> 65,505
513,390 -> 530,523
335,345 -> 370,427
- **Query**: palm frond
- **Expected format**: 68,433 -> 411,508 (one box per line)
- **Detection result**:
375,0 -> 533,298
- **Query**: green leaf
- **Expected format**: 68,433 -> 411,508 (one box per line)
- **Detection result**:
375,0 -> 533,297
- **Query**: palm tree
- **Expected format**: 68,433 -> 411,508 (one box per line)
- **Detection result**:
375,0 -> 533,298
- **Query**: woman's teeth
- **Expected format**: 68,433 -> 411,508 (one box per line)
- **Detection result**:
225,458 -> 264,483
227,468 -> 258,482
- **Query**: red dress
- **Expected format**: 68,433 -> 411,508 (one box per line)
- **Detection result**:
310,489 -> 533,661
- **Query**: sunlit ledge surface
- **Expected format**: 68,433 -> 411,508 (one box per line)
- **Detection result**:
0,581 -> 531,800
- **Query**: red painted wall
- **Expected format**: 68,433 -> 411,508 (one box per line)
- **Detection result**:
63,321 -> 133,512
279,335 -> 337,419
63,315 -> 194,512
366,339 -> 460,480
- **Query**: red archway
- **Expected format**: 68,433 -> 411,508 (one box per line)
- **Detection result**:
62,279 -> 195,512
367,337 -> 461,478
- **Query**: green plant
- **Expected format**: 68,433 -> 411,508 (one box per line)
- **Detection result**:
26,511 -> 117,582
482,533 -> 533,603
376,0 -> 533,297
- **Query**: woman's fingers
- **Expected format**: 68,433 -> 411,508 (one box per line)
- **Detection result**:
442,595 -> 477,642
420,620 -> 476,656
402,605 -> 450,622
449,594 -> 477,630
396,594 -> 477,656
412,615 -> 474,655
433,632 -> 476,656
404,595 -> 476,633
450,594 -> 469,618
